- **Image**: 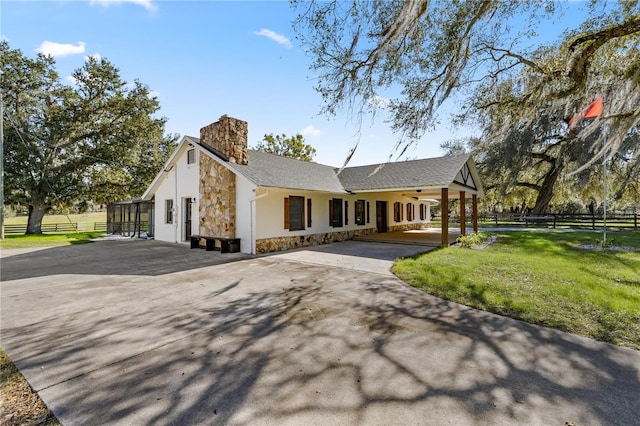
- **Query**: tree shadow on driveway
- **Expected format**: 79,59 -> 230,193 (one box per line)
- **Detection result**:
0,239 -> 252,281
2,254 -> 639,425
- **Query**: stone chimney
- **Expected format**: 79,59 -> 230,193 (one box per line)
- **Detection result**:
199,115 -> 248,165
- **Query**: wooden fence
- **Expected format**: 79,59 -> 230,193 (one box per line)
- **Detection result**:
3,222 -> 108,234
474,213 -> 638,230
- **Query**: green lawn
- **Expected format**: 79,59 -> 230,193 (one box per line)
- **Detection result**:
392,231 -> 640,350
0,231 -> 104,250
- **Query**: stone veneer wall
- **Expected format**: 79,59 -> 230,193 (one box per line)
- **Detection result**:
387,222 -> 431,232
256,228 -> 377,253
199,154 -> 235,238
200,116 -> 248,165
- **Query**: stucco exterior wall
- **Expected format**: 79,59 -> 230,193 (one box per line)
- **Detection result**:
235,175 -> 257,254
153,144 -> 200,243
252,189 -> 432,253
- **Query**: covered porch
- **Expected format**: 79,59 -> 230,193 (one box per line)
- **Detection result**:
355,227 -> 462,247
340,153 -> 484,247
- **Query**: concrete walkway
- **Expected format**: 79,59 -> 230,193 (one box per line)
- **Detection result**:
1,239 -> 638,425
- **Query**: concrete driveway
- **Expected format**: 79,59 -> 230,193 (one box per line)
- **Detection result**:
1,239 -> 638,425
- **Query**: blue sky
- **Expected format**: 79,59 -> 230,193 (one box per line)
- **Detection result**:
2,0 -> 590,167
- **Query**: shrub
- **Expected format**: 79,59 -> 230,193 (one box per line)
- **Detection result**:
456,232 -> 491,248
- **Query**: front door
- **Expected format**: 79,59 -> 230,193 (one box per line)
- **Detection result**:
376,201 -> 387,233
184,198 -> 192,240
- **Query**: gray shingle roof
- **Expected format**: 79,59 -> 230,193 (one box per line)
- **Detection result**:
192,137 -> 472,193
226,149 -> 345,193
336,154 -> 471,191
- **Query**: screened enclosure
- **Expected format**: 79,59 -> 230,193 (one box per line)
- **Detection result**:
107,198 -> 154,238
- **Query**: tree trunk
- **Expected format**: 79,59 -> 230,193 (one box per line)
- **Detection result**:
531,164 -> 563,214
26,201 -> 51,234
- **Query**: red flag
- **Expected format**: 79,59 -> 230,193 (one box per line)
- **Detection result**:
569,96 -> 603,129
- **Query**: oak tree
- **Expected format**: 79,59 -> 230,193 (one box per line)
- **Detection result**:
293,1 -> 639,212
1,42 -> 176,234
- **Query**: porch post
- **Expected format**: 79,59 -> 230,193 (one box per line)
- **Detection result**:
441,187 -> 449,247
472,194 -> 478,233
459,191 -> 466,236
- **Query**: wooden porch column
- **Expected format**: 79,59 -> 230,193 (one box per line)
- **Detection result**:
459,191 -> 466,236
472,194 -> 478,233
441,187 -> 449,246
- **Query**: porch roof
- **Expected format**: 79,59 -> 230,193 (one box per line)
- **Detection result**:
336,154 -> 476,192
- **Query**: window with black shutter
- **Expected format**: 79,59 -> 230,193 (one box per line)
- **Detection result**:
285,196 -> 305,231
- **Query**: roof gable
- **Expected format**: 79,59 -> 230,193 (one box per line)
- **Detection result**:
453,161 -> 476,189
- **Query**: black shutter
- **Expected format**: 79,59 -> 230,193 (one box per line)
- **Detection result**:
345,200 -> 348,225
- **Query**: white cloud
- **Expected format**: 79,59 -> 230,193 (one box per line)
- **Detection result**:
253,29 -> 292,48
89,0 -> 157,12
301,125 -> 321,136
1,34 -> 9,42
66,75 -> 79,85
36,41 -> 86,57
369,95 -> 391,109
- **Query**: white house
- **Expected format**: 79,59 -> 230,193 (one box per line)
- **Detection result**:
142,115 -> 483,254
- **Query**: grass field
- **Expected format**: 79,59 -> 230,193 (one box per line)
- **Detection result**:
2,212 -> 107,248
4,211 -> 106,226
392,230 -> 640,350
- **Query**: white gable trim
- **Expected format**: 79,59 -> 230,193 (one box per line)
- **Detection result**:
142,136 -> 257,200
142,136 -> 193,200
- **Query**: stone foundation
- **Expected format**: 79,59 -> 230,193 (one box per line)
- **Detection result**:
199,155 -> 235,238
256,228 -> 377,253
387,222 -> 431,232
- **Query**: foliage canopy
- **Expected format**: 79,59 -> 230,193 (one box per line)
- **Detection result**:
1,41 -> 177,233
293,1 -> 640,211
254,133 -> 317,162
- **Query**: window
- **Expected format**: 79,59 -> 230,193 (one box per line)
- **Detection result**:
393,202 -> 403,222
187,148 -> 196,165
165,199 -> 174,224
407,203 -> 415,221
355,200 -> 366,225
420,204 -> 426,221
284,196 -> 305,231
329,198 -> 343,227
